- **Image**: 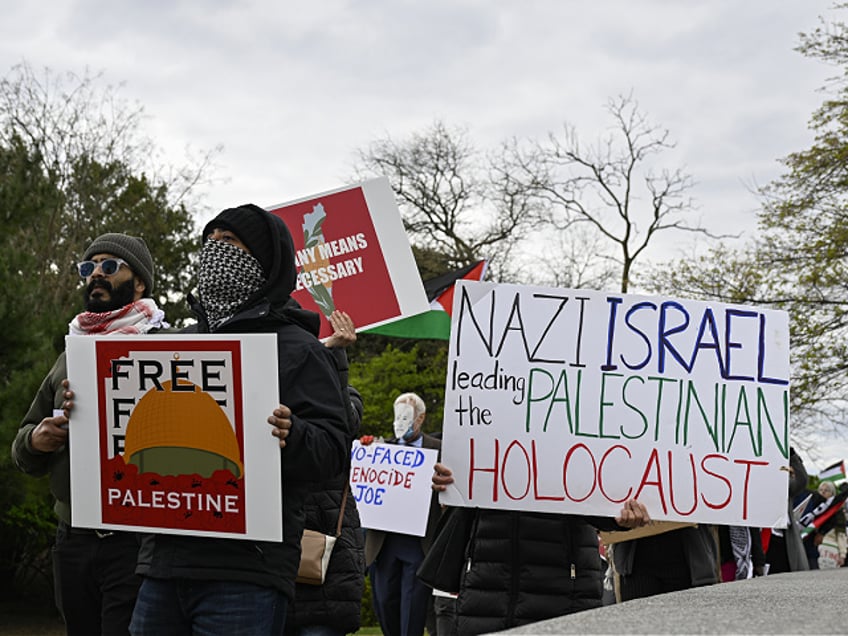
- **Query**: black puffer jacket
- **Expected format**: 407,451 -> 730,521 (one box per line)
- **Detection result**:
285,386 -> 365,634
136,208 -> 350,602
285,472 -> 365,633
456,509 -> 620,635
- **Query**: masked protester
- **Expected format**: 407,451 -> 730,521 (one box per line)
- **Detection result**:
130,204 -> 350,636
12,233 -> 167,636
364,392 -> 442,636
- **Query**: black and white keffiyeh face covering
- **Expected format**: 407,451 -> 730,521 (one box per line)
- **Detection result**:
197,238 -> 267,330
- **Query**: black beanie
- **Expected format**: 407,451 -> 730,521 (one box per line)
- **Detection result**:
83,233 -> 155,295
203,204 -> 275,276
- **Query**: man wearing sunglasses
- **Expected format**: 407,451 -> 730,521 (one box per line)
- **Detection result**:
12,232 -> 168,636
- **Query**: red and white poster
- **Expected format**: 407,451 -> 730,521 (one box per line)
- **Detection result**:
267,177 -> 429,339
67,334 -> 282,541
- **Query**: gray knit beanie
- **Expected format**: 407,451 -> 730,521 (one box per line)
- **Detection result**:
83,233 -> 155,295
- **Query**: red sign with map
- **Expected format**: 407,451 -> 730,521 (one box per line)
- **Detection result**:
267,178 -> 428,339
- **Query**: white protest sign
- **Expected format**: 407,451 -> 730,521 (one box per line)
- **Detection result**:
350,441 -> 439,536
67,334 -> 282,541
439,281 -> 791,528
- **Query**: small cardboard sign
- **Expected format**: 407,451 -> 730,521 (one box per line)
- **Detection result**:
67,334 -> 282,541
599,521 -> 696,545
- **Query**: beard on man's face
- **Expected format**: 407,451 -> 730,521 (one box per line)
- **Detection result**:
84,278 -> 136,313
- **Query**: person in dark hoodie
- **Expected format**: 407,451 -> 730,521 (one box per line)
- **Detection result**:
130,204 -> 350,636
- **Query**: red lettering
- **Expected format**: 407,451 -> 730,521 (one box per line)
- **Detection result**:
464,438 -> 767,524
469,438 -> 500,501
598,445 -> 632,504
634,448 -> 668,515
502,441 -> 531,500
700,454 -> 733,510
668,451 -> 698,516
533,440 -> 565,501
734,459 -> 768,520
563,444 -> 596,502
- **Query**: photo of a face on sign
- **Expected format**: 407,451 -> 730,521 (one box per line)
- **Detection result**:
393,403 -> 415,441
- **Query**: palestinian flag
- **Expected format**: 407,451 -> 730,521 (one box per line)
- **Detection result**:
799,487 -> 848,540
819,460 -> 846,484
364,260 -> 488,340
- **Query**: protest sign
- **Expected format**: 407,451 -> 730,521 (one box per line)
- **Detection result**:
439,281 -> 791,528
267,177 -> 429,339
350,441 -> 439,536
67,334 -> 282,540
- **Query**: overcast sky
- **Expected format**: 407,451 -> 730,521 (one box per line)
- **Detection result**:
1,3 -> 836,243
3,1 -> 843,468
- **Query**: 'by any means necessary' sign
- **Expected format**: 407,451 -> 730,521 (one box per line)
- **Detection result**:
439,281 -> 791,528
267,177 -> 428,340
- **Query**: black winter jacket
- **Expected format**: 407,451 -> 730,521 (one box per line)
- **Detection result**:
612,524 -> 719,588
136,210 -> 350,602
284,472 -> 365,633
456,509 -> 621,635
285,385 -> 365,633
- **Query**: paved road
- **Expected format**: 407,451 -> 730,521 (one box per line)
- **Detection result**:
498,568 -> 848,635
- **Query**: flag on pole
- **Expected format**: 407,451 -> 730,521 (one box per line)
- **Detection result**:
364,260 -> 488,340
818,460 -> 846,484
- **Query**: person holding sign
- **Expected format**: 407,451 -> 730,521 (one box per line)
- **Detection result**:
764,447 -> 810,574
365,392 -> 442,636
12,233 -> 168,636
430,463 -> 650,634
285,309 -> 367,636
130,205 -> 350,636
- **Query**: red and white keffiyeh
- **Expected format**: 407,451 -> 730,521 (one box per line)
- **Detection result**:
69,299 -> 169,335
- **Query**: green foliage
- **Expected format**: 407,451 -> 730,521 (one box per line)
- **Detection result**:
360,573 -> 379,627
348,337 -> 449,438
0,487 -> 56,599
648,6 -> 848,444
0,63 -> 210,601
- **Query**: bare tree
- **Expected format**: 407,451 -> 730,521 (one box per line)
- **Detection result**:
504,94 -> 715,292
355,120 -> 542,281
0,62 -> 217,322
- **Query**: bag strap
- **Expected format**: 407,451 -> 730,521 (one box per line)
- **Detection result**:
335,480 -> 349,537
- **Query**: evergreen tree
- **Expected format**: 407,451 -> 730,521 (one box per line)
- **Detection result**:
0,63 -> 211,600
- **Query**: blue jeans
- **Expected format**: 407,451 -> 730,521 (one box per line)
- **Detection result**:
130,578 -> 287,636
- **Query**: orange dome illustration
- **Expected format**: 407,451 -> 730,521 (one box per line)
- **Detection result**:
123,379 -> 243,478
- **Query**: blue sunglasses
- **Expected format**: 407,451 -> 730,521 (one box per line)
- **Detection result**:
76,257 -> 128,278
